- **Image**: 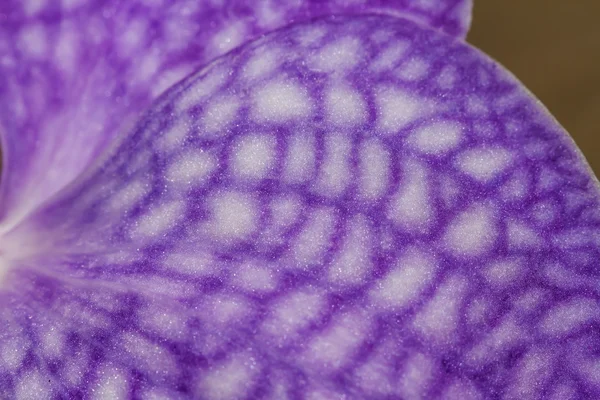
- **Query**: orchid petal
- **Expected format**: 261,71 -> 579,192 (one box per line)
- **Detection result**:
2,12 -> 598,399
0,0 -> 472,230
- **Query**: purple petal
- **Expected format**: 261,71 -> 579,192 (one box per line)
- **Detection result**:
2,12 -> 598,399
0,0 -> 471,228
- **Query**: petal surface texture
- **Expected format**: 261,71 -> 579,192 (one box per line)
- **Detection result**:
0,0 -> 472,229
2,13 -> 599,399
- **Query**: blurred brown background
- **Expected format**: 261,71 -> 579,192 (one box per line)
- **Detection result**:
468,0 -> 600,175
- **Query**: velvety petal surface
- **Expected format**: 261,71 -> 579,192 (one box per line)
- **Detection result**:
0,0 -> 472,230
1,13 -> 599,399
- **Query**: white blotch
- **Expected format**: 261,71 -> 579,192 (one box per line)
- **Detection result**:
202,95 -> 240,134
163,250 -> 214,277
484,258 -> 523,287
442,380 -> 483,400
371,248 -> 436,309
409,121 -> 463,155
16,371 -> 51,400
233,261 -> 277,293
41,328 -> 64,358
1,337 -> 28,370
254,79 -> 312,122
354,342 -> 396,396
198,353 -> 257,400
466,296 -> 492,327
158,117 -> 191,152
444,203 -> 497,257
283,132 -> 316,183
119,275 -> 194,298
263,290 -> 324,339
358,139 -> 390,200
376,87 -> 425,133
208,294 -> 251,326
130,201 -> 184,240
413,275 -> 467,342
291,207 -> 336,267
269,195 -> 301,230
500,171 -> 529,202
396,57 -> 429,81
176,68 -> 227,112
399,354 -> 435,399
507,219 -> 541,248
314,133 -> 352,197
55,22 -> 79,73
212,21 -> 246,54
231,133 -> 276,181
540,298 -> 597,337
133,50 -> 161,84
370,41 -> 410,71
467,95 -> 489,116
437,66 -> 458,90
92,365 -> 129,400
24,0 -> 46,15
208,191 -> 258,243
387,160 -> 432,231
549,383 -> 578,400
120,334 -> 177,380
19,23 -> 47,58
514,288 -> 547,314
531,200 -> 557,226
107,179 -> 150,214
467,315 -> 524,366
507,349 -> 553,400
305,311 -> 369,371
325,84 -> 367,126
309,36 -> 361,73
167,150 -> 216,187
457,147 -> 513,182
328,216 -> 372,286
117,18 -> 147,55
399,353 -> 435,400
139,302 -> 187,340
244,47 -> 281,80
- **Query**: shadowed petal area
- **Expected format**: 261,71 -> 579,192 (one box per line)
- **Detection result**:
1,13 -> 598,399
0,0 -> 472,230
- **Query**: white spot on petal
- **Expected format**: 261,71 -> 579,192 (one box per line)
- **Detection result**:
167,150 -> 216,187
325,84 -> 366,127
444,203 -> 497,257
254,80 -> 312,122
283,132 -> 316,183
358,139 -> 390,200
328,216 -> 372,286
371,248 -> 436,309
197,353 -> 257,400
202,95 -> 240,134
376,87 -> 426,134
387,160 -> 432,232
314,133 -> 352,197
457,147 -> 513,183
409,121 -> 463,155
231,133 -> 276,181
130,201 -> 184,240
207,191 -> 258,243
309,36 -> 361,73
413,275 -> 467,342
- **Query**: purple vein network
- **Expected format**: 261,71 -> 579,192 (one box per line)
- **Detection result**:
0,1 -> 599,399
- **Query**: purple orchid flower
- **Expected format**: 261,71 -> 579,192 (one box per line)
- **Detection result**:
0,0 -> 598,399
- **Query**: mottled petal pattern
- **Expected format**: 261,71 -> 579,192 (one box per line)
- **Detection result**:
0,0 -> 472,228
1,13 -> 598,399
